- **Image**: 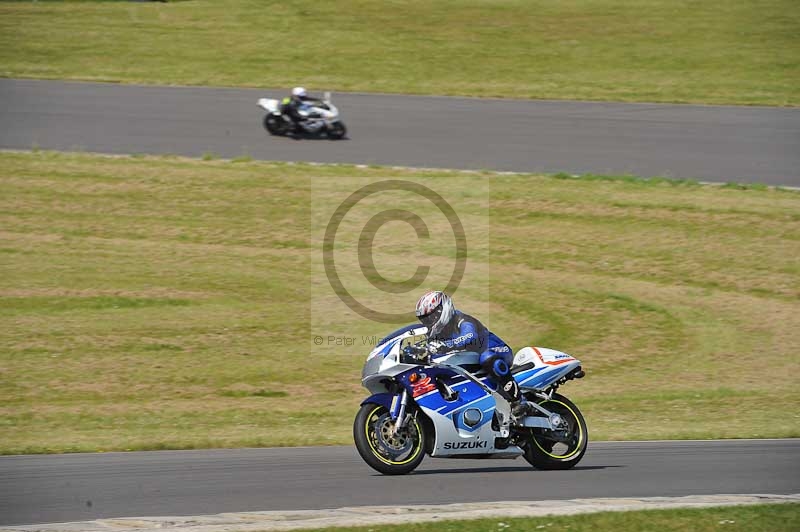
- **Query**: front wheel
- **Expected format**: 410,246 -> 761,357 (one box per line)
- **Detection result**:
327,121 -> 347,140
353,403 -> 425,475
522,393 -> 588,470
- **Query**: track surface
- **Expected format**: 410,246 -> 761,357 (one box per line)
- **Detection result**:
1,79 -> 799,186
1,440 -> 798,526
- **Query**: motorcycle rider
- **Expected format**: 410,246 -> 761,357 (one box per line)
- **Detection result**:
280,87 -> 313,131
415,290 -> 532,418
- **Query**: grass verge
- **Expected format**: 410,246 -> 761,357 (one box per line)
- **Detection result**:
0,1 -> 798,106
1,150 -> 798,454
291,503 -> 800,532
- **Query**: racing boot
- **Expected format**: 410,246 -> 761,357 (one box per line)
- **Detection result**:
502,379 -> 534,419
289,118 -> 304,135
511,397 -> 534,419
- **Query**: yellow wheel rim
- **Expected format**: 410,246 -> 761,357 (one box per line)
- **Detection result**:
532,399 -> 584,460
365,405 -> 423,466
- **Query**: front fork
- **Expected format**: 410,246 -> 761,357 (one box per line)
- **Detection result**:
389,388 -> 410,435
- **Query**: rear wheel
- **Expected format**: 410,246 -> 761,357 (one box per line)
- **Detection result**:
353,403 -> 425,475
263,114 -> 288,135
522,393 -> 588,470
327,121 -> 347,140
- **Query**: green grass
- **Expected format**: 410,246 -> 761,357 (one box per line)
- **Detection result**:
291,504 -> 800,532
1,150 -> 799,454
1,1 -> 798,106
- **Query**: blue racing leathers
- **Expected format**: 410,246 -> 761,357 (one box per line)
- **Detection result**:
427,311 -> 519,400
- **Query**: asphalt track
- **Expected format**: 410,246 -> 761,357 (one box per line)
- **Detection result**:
1,79 -> 799,186
2,440 -> 799,526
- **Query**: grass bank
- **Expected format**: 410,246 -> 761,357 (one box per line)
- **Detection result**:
293,503 -> 800,532
0,150 -> 798,453
0,1 -> 798,106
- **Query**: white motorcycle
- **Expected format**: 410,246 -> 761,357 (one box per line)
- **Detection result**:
257,92 -> 347,139
354,324 -> 588,475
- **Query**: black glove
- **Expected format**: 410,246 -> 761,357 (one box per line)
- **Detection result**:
402,344 -> 428,362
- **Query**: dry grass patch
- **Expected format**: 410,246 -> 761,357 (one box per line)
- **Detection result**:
1,1 -> 798,105
1,151 -> 798,453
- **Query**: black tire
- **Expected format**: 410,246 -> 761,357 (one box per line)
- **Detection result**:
327,121 -> 347,140
353,403 -> 426,475
263,114 -> 287,135
522,393 -> 588,470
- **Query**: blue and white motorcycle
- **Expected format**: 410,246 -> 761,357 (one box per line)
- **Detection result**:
354,324 -> 587,475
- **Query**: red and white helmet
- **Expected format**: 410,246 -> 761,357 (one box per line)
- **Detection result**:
415,290 -> 454,336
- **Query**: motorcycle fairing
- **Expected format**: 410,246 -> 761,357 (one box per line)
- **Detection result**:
362,326 -> 427,394
257,98 -> 280,113
512,346 -> 581,390
405,369 -> 518,457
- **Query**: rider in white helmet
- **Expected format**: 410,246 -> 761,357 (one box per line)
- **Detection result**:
280,87 -> 312,130
415,290 -> 530,417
